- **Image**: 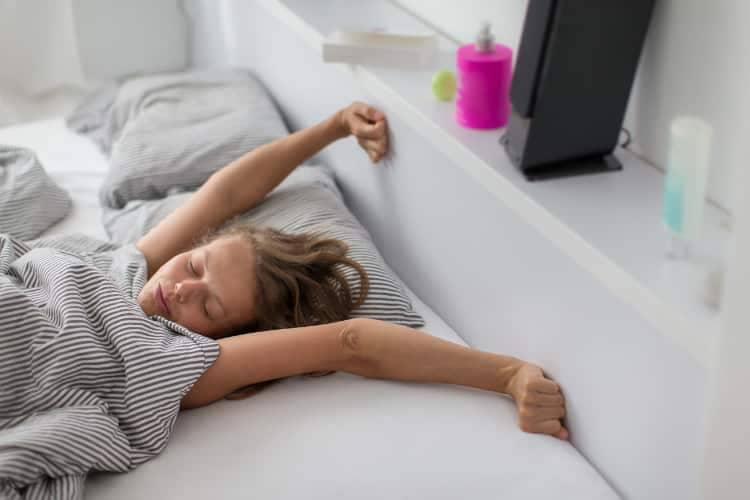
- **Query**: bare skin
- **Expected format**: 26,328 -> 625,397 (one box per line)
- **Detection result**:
135,102 -> 569,441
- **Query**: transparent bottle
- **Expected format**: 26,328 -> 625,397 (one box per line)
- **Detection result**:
663,116 -> 713,259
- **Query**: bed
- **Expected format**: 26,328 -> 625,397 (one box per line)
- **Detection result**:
0,118 -> 618,498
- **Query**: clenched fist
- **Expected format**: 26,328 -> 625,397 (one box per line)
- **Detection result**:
508,363 -> 569,440
339,102 -> 388,163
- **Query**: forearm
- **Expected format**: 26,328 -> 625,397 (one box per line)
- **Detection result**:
182,320 -> 355,409
209,111 -> 348,217
346,318 -> 523,396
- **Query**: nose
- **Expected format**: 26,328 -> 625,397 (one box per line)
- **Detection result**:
174,279 -> 206,303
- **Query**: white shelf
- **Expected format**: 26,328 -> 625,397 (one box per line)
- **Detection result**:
258,0 -> 729,368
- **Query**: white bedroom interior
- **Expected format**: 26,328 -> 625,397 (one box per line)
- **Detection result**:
1,1 -> 749,499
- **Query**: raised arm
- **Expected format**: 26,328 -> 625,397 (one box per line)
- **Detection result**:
137,102 -> 387,276
182,318 -> 569,440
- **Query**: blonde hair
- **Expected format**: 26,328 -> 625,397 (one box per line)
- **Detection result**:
201,222 -> 369,398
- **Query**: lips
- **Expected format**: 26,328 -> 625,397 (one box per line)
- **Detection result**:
155,283 -> 171,317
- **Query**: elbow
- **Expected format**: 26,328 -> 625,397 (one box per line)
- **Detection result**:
338,318 -> 380,378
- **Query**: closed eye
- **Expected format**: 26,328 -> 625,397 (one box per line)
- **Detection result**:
188,259 -> 211,318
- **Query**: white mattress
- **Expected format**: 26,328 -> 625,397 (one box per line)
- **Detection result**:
0,119 -> 618,500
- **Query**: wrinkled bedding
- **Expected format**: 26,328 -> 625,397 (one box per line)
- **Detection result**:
66,69 -> 289,210
0,234 -> 218,500
0,146 -> 72,240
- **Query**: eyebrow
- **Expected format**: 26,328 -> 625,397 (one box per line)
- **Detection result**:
203,250 -> 226,318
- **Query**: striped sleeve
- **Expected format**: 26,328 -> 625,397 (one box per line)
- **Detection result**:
0,235 -> 218,499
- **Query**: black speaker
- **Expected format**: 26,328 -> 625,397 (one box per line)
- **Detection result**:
503,0 -> 656,181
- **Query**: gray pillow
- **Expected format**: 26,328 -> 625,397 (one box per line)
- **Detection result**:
0,146 -> 72,240
104,166 -> 425,328
67,69 -> 290,209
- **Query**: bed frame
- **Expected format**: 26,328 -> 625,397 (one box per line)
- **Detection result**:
190,1 -> 750,499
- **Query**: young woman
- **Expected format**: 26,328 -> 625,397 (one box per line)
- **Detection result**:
135,102 -> 569,441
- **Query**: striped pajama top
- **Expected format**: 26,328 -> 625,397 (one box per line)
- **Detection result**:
0,234 -> 219,500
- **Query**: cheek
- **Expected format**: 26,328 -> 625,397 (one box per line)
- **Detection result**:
157,260 -> 180,282
183,314 -> 218,337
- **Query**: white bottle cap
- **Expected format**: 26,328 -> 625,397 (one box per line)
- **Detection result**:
475,22 -> 495,52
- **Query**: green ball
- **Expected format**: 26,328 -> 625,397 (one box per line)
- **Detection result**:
432,70 -> 456,101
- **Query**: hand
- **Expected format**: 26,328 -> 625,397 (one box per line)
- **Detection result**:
508,363 -> 569,440
339,102 -> 388,163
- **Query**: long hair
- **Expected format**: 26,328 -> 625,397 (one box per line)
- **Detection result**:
200,222 -> 369,398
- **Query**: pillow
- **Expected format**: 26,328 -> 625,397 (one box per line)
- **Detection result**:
0,146 -> 72,240
67,69 -> 290,209
104,166 -> 425,328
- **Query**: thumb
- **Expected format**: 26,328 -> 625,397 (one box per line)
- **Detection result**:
355,103 -> 384,122
369,108 -> 385,122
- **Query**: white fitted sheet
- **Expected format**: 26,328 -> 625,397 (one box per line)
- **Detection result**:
0,118 -> 618,500
86,287 -> 618,500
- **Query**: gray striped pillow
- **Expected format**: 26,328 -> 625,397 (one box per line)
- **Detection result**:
0,146 -> 72,240
104,166 -> 425,328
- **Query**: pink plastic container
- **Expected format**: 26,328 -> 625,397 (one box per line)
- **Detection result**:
455,43 -> 513,129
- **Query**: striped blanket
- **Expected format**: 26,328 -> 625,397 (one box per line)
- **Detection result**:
0,234 -> 219,499
0,146 -> 72,240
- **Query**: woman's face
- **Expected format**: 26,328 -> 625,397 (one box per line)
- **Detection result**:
137,235 -> 257,338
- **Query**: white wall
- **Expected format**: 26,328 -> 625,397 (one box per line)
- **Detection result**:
0,0 -> 192,127
394,0 -> 746,214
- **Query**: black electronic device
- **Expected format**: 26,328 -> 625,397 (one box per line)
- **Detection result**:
503,0 -> 656,181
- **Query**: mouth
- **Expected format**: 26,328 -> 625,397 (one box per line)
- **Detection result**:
155,283 -> 171,317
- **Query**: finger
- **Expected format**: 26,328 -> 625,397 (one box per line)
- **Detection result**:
358,137 -> 387,157
555,426 -> 570,441
530,377 -> 561,395
526,392 -> 565,407
353,102 -> 385,122
528,405 -> 566,421
352,119 -> 386,140
364,148 -> 379,163
523,418 -> 563,437
357,138 -> 382,163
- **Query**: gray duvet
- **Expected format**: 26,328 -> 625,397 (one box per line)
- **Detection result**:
0,146 -> 72,240
66,69 -> 289,210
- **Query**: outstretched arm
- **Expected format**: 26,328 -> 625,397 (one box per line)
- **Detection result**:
181,318 -> 569,440
137,102 -> 387,276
